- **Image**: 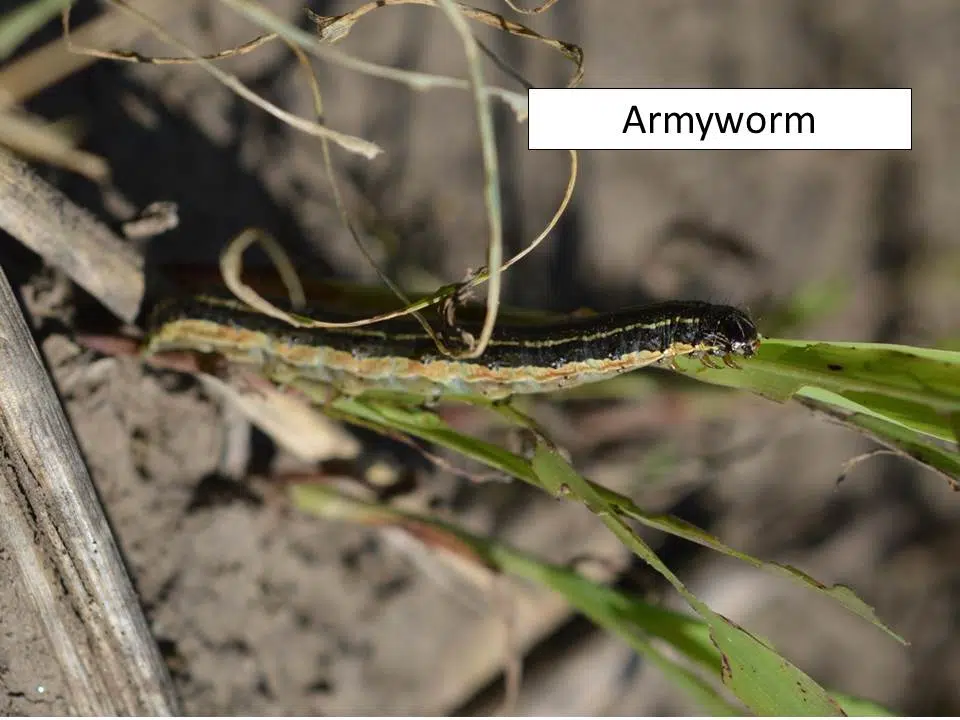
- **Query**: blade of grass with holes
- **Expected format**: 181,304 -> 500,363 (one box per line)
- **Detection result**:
670,339 -> 960,485
291,480 -> 744,713
287,373 -> 909,712
530,442 -> 846,716
314,390 -> 903,639
291,479 -> 896,715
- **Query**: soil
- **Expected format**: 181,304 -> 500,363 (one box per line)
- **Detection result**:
1,0 -> 959,715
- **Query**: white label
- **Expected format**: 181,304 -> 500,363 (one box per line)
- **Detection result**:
528,89 -> 911,150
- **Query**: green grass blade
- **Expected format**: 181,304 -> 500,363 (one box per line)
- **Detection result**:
831,692 -> 897,716
290,481 -> 742,714
605,498 -> 905,644
796,388 -> 960,484
325,392 -> 898,641
293,478 -> 901,716
0,0 -> 68,61
674,338 -> 960,483
531,443 -> 845,716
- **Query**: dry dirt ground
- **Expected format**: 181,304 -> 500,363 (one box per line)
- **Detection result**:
2,0 -> 960,715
